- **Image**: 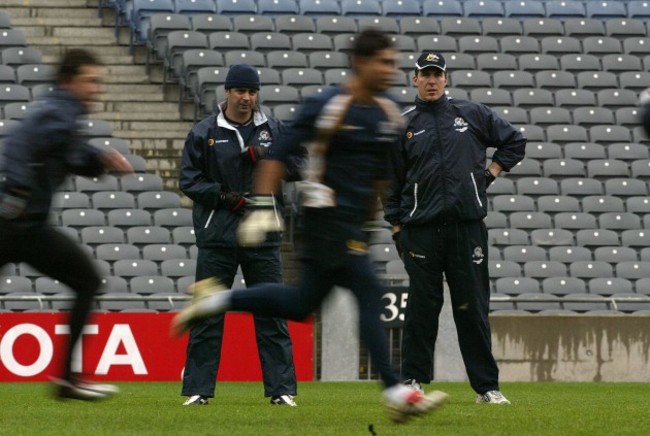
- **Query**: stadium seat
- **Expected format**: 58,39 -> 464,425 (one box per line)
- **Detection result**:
314,17 -> 356,35
587,159 -> 630,179
582,36 -> 623,56
576,71 -> 619,91
541,36 -> 581,55
596,89 -> 638,109
604,179 -> 647,197
529,107 -> 572,127
153,208 -> 192,228
492,107 -> 528,124
1,46 -> 42,68
488,228 -> 530,246
585,1 -> 627,18
161,259 -> 197,278
503,245 -> 547,262
555,89 -> 597,109
525,142 -> 562,160
81,226 -> 125,245
534,70 -> 575,91
107,208 -> 153,228
576,229 -> 620,247
339,0 -> 382,16
218,0 -> 257,15
493,71 -> 534,90
500,35 -> 540,54
399,17 -> 440,37
382,0 -> 421,17
572,108 -> 615,127
512,88 -> 554,109
554,212 -> 597,230
172,226 -> 196,246
492,195 -> 536,212
274,15 -> 315,35
602,54 -> 643,72
250,32 -> 292,53
559,54 -> 600,73
358,17 -> 397,33
489,260 -> 522,278
509,159 -> 542,177
0,29 -> 27,49
518,54 -> 559,72
92,191 -> 136,210
422,0 -> 462,16
569,260 -> 614,279
537,195 -> 580,213
96,243 -> 141,262
191,14 -> 232,34
616,261 -> 650,280
619,71 -> 650,92
582,195 -> 625,214
257,0 -> 299,15
628,1 -> 650,18
522,18 -> 564,37
589,278 -> 634,296
631,160 -> 650,179
543,159 -> 586,178
544,0 -> 585,18
485,211 -> 508,229
594,246 -> 638,263
416,35 -> 458,53
530,228 -> 574,246
621,230 -> 650,248
61,209 -> 106,228
548,246 -> 591,263
126,226 -> 172,245
503,0 -> 545,18
142,244 -> 188,261
542,277 -> 587,296
495,277 -> 540,295
563,17 -> 605,37
130,276 -> 176,295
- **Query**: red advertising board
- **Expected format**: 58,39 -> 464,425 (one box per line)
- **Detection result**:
0,312 -> 313,382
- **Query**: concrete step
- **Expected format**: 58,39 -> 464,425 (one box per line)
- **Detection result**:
99,93 -> 166,102
12,18 -> 103,27
4,0 -> 88,6
107,101 -> 181,113
103,84 -> 164,95
118,121 -> 192,131
114,130 -> 192,140
34,45 -> 129,59
26,36 -> 119,46
52,27 -> 115,39
40,54 -> 134,65
95,111 -> 182,122
28,7 -> 99,19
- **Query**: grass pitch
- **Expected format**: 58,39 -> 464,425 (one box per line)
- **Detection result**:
0,382 -> 647,435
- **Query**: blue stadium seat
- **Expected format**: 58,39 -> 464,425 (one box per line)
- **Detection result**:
503,0 -> 545,18
544,0 -> 585,18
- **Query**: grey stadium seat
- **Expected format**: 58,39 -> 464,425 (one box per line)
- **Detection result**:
587,159 -> 630,179
589,277 -> 634,296
495,277 -> 540,295
564,142 -> 606,160
543,159 -> 586,178
267,51 -> 308,69
604,179 -> 647,197
509,211 -> 553,229
489,260 -> 522,278
130,276 -> 176,295
191,15 -> 232,34
569,260 -> 614,279
137,191 -> 181,210
107,209 -> 152,228
537,195 -> 581,213
522,18 -> 564,37
509,158 -> 542,177
126,226 -> 172,245
621,230 -> 650,248
553,212 -> 597,230
503,245 -> 547,262
525,142 -> 562,160
488,228 -> 530,246
598,212 -> 642,231
113,259 -> 159,278
274,15 -> 315,34
529,107 -> 572,127
142,243 -> 188,261
92,191 -> 136,210
80,226 -> 125,245
153,208 -> 192,228
492,195 -> 536,212
75,175 -> 119,193
560,178 -> 603,196
523,260 -> 566,278
95,243 -> 141,261
609,143 -> 649,161
594,246 -> 638,263
308,51 -> 347,71
518,54 -> 559,72
542,277 -> 587,296
548,246 -> 592,263
626,197 -> 650,214
615,262 -> 650,280
573,107 -> 615,126
161,259 -> 197,278
493,71 -> 535,90
575,229 -> 620,247
61,209 -> 106,228
530,228 -> 574,246
563,18 -> 604,37
314,17 -> 356,35
172,226 -> 196,245
581,195 -> 625,213
602,54 -> 643,72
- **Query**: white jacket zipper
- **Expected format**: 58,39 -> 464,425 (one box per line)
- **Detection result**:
470,172 -> 483,208
409,183 -> 419,217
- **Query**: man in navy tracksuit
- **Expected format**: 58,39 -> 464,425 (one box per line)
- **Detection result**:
172,30 -> 448,424
179,64 -> 298,406
0,49 -> 132,400
384,52 -> 526,404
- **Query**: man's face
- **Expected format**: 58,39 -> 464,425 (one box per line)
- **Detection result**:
62,65 -> 104,108
355,48 -> 398,93
413,68 -> 448,102
226,88 -> 258,118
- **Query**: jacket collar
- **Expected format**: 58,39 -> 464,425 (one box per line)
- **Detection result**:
215,100 -> 268,130
49,87 -> 88,118
414,94 -> 449,112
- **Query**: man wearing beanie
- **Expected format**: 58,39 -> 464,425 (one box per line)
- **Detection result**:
384,51 -> 526,404
178,64 -> 301,406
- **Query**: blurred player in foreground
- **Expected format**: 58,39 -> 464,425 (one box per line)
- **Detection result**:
0,49 -> 133,400
172,29 -> 448,423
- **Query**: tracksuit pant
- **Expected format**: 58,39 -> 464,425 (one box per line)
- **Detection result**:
0,222 -> 101,381
228,242 -> 401,389
181,246 -> 297,398
400,220 -> 500,394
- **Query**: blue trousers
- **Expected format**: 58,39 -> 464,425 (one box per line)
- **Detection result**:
230,248 -> 401,389
181,246 -> 297,397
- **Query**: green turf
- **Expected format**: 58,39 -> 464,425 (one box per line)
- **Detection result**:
0,382 -> 647,435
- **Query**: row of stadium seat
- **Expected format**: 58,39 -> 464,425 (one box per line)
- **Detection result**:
140,14 -> 650,39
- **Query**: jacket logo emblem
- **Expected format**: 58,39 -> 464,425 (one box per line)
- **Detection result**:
406,131 -> 413,139
259,130 -> 270,141
426,53 -> 439,62
472,246 -> 484,264
208,138 -> 215,146
454,117 -> 468,133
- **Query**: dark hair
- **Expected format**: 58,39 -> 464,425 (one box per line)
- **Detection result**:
352,29 -> 393,58
56,49 -> 102,84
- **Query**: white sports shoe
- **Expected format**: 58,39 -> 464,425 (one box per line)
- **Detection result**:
183,395 -> 209,406
403,378 -> 423,393
476,390 -> 511,405
270,395 -> 297,406
171,278 -> 229,337
384,385 -> 448,424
